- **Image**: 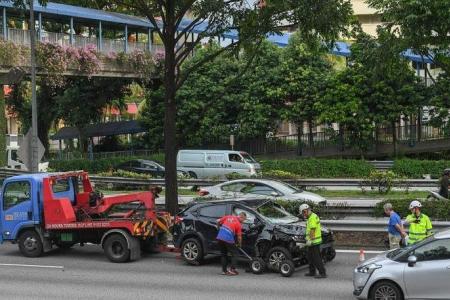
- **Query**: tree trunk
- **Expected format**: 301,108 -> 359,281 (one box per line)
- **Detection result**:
296,121 -> 303,156
163,25 -> 179,215
308,119 -> 314,156
391,121 -> 397,157
417,107 -> 422,142
0,87 -> 6,167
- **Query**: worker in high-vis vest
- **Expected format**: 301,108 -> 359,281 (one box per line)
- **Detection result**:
404,200 -> 433,245
300,204 -> 326,279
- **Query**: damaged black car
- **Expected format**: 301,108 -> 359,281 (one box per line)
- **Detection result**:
172,199 -> 336,272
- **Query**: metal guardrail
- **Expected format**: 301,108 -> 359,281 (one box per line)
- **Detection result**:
0,169 -> 439,188
322,219 -> 450,232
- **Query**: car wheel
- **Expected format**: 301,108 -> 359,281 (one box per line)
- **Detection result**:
18,230 -> 44,258
266,246 -> 292,272
370,281 -> 403,300
250,258 -> 266,275
103,234 -> 131,263
322,247 -> 336,262
188,172 -> 197,179
181,238 -> 203,265
279,260 -> 295,277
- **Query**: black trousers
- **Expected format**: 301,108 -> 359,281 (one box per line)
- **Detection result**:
306,244 -> 326,275
218,240 -> 237,272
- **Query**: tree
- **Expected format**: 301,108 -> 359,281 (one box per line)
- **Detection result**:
280,33 -> 332,154
112,0 -> 353,214
140,42 -> 283,150
0,88 -> 6,167
367,0 -> 450,78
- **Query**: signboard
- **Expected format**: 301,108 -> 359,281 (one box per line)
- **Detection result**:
17,128 -> 45,171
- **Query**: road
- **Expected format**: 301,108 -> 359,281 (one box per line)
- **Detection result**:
0,243 -> 377,300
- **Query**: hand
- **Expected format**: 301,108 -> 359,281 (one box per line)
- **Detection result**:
306,240 -> 312,247
404,235 -> 409,244
401,231 -> 407,238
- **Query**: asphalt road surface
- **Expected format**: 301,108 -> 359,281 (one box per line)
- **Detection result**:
0,243 -> 378,300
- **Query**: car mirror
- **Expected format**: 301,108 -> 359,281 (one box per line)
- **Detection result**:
408,255 -> 417,267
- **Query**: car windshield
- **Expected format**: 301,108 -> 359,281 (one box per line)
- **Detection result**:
255,201 -> 300,224
276,181 -> 303,194
386,236 -> 435,260
241,153 -> 257,163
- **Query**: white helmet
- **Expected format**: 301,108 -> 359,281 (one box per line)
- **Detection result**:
299,203 -> 310,213
409,200 -> 422,209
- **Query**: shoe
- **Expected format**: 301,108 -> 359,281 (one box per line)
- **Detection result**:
304,273 -> 316,277
221,271 -> 235,276
315,274 -> 327,279
228,269 -> 239,275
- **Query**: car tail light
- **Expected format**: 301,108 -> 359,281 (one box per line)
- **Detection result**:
198,189 -> 209,196
174,216 -> 184,224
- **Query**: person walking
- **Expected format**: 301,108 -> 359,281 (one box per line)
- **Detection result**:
383,203 -> 407,249
404,200 -> 432,245
300,204 -> 327,279
216,212 -> 247,275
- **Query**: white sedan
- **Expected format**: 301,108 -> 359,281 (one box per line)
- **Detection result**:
198,179 -> 326,205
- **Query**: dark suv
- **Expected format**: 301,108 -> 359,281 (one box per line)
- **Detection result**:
172,199 -> 335,271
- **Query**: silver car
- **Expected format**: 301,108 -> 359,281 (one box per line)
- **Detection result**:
353,229 -> 450,300
199,179 -> 326,205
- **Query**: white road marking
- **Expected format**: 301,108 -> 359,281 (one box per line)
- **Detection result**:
336,249 -> 384,254
0,263 -> 64,270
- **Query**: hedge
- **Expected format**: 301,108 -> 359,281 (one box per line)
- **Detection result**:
392,159 -> 450,179
260,159 -> 374,178
374,198 -> 450,221
49,154 -> 164,173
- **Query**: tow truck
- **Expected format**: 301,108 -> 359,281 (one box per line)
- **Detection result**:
0,171 -> 172,262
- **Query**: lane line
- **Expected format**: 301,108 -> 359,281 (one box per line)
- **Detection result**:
0,263 -> 64,270
336,249 -> 384,254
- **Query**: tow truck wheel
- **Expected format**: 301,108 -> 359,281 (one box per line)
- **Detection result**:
181,238 -> 203,265
250,258 -> 266,275
104,234 -> 130,263
266,246 -> 292,272
18,230 -> 43,258
279,260 -> 295,277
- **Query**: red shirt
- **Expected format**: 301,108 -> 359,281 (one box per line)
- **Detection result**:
218,215 -> 242,237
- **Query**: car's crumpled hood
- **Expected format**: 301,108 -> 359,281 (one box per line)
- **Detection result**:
273,222 -> 306,236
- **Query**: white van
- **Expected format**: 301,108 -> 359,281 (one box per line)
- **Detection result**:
5,146 -> 49,172
177,150 -> 261,179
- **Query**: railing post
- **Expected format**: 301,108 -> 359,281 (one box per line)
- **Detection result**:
37,12 -> 42,41
124,24 -> 128,53
98,21 -> 102,52
147,28 -> 152,52
70,17 -> 74,46
2,7 -> 7,39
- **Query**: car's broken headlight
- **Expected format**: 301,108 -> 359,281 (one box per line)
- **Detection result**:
356,263 -> 382,274
292,235 -> 304,242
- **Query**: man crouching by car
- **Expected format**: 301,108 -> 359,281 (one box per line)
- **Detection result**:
216,212 -> 247,276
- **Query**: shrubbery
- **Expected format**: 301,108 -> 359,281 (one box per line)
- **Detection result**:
374,198 -> 450,220
260,159 -> 374,178
392,159 -> 450,179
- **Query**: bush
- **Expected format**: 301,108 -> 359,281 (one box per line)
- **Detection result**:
362,170 -> 400,194
393,159 -> 450,179
49,154 -> 165,173
374,198 -> 450,220
260,159 -> 374,178
263,169 -> 300,179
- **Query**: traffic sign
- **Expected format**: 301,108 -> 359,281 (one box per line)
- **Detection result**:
18,128 -> 45,171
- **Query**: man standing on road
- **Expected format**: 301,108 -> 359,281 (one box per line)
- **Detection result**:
383,203 -> 407,249
300,204 -> 327,279
404,200 -> 432,245
216,212 -> 247,276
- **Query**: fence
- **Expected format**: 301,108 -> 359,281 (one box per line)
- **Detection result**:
3,27 -> 165,55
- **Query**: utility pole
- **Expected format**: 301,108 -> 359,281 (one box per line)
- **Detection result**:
29,0 -> 39,172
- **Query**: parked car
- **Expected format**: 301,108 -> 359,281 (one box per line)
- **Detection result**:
115,159 -> 188,178
198,179 -> 327,205
353,229 -> 450,300
177,149 -> 261,179
173,199 -> 335,271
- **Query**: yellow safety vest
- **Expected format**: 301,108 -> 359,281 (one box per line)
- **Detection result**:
306,212 -> 322,245
406,213 -> 432,245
